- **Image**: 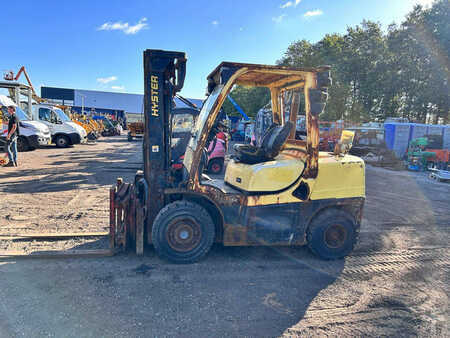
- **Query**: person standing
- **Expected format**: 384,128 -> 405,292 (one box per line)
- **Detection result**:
6,105 -> 18,167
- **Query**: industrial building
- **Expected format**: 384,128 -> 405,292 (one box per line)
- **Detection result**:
40,86 -> 203,119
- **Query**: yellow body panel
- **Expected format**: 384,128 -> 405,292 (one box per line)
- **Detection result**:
223,151 -> 364,206
309,152 -> 365,200
225,154 -> 304,192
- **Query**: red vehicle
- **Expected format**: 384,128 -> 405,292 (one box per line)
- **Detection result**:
171,108 -> 228,174
206,130 -> 228,174
318,120 -> 354,151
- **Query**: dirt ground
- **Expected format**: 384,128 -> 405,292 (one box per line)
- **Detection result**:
0,136 -> 448,337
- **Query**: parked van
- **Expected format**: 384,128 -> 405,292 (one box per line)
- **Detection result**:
2,106 -> 51,151
33,105 -> 87,147
1,96 -> 51,151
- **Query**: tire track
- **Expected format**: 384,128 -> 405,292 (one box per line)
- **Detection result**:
340,247 -> 449,277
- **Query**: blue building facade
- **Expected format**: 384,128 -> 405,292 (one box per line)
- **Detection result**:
41,86 -> 203,120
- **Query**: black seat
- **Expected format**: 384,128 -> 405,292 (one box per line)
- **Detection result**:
233,121 -> 294,164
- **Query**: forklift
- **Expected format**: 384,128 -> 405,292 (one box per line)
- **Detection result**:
111,49 -> 365,263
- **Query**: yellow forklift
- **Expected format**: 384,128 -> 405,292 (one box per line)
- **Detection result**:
111,49 -> 365,263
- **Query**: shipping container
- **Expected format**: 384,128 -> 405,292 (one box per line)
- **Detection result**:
427,124 -> 444,136
443,125 -> 450,150
384,123 -> 411,158
409,123 -> 428,140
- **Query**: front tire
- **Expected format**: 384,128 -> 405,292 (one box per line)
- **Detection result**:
152,201 -> 215,264
55,135 -> 69,148
307,209 -> 357,260
17,136 -> 29,152
207,158 -> 224,174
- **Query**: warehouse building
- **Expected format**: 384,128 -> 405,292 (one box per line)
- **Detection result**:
40,86 -> 203,120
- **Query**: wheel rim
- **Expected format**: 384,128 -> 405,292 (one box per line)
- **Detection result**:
211,162 -> 221,173
166,217 -> 202,252
57,138 -> 67,147
324,224 -> 347,249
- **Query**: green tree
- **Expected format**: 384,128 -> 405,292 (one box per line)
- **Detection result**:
386,0 -> 449,123
276,0 -> 449,123
222,85 -> 270,119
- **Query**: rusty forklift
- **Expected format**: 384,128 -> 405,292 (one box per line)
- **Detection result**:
111,49 -> 365,264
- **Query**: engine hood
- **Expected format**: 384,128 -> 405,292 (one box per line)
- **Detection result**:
20,120 -> 50,133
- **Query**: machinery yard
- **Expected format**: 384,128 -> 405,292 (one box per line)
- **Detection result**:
1,1 -> 449,336
0,135 -> 448,337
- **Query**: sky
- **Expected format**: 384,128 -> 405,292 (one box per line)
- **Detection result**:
0,0 -> 436,99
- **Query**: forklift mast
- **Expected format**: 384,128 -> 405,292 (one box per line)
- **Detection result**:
143,49 -> 187,226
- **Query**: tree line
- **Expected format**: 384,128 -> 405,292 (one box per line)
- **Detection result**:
223,0 -> 449,124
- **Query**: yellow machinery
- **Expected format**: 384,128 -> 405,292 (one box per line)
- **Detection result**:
127,122 -> 144,141
70,113 -> 101,141
111,50 -> 365,264
91,119 -> 104,134
126,112 -> 144,141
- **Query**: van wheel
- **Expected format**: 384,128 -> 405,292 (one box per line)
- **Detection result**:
307,209 -> 357,260
55,135 -> 69,148
17,136 -> 29,152
152,201 -> 215,264
207,158 -> 224,174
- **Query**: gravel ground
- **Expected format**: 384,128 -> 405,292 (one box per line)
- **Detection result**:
0,135 -> 448,337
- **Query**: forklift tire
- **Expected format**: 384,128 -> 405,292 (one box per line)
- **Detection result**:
17,136 -> 29,152
207,158 -> 224,174
55,135 -> 69,148
307,209 -> 357,260
152,201 -> 215,264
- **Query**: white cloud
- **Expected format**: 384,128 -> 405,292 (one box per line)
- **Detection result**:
98,17 -> 148,35
212,20 -> 219,26
414,0 -> 434,8
97,76 -> 117,84
272,14 -> 287,23
304,9 -> 323,17
280,0 -> 301,8
111,85 -> 125,91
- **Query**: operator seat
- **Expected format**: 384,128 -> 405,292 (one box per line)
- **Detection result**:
233,121 -> 294,164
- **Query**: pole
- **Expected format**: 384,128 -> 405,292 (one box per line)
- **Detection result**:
79,94 -> 86,114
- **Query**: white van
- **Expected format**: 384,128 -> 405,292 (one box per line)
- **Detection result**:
33,105 -> 87,147
1,102 -> 51,152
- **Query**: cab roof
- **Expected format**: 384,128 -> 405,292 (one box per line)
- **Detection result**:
207,62 -> 330,88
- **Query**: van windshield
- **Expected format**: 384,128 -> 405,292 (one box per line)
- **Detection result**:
1,106 -> 29,121
54,108 -> 71,122
15,107 -> 30,121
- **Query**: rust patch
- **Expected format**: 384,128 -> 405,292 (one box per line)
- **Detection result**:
223,224 -> 248,246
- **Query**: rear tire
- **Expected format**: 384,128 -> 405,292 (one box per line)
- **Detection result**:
152,201 -> 215,264
17,136 -> 29,152
55,135 -> 69,148
207,158 -> 224,174
307,209 -> 357,260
